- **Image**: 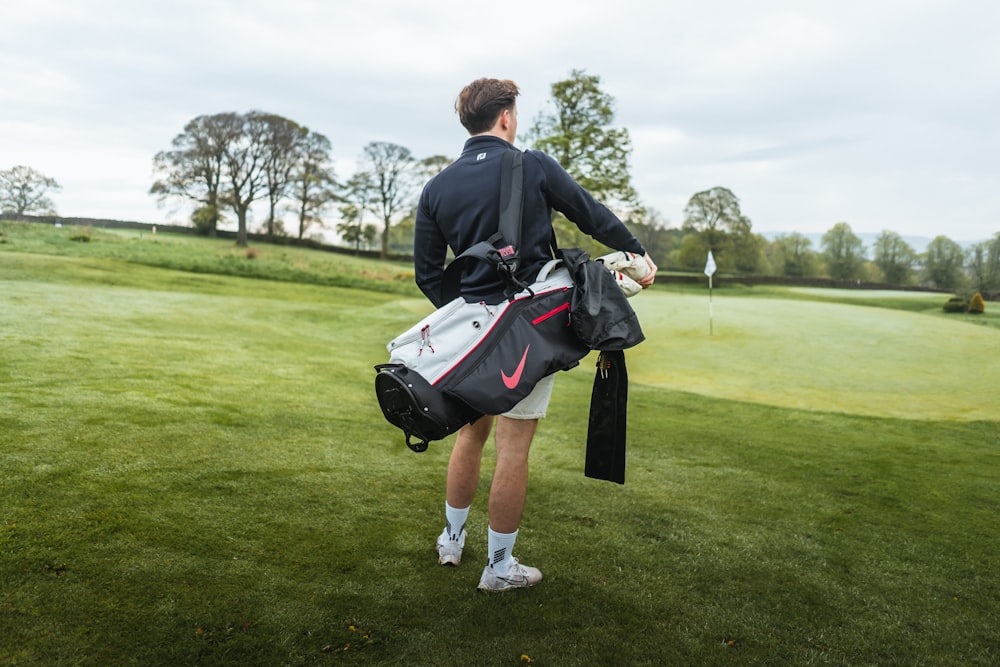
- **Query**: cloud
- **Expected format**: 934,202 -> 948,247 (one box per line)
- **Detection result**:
1,0 -> 997,240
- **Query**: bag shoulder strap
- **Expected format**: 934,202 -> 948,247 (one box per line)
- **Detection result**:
496,148 -> 524,259
440,149 -> 527,302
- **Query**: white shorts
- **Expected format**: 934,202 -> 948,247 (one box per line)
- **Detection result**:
501,373 -> 556,420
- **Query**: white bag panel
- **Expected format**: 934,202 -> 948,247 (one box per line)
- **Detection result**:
387,299 -> 509,384
386,266 -> 574,385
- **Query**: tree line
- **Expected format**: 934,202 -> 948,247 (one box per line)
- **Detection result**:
674,185 -> 1000,295
3,70 -> 998,295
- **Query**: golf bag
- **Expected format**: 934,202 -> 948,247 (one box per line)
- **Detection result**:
376,149 -> 588,451
375,261 -> 589,451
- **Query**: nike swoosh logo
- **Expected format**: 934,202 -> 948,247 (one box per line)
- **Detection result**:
501,345 -> 530,389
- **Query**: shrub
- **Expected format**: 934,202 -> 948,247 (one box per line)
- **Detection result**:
942,296 -> 968,313
68,227 -> 92,242
968,292 -> 986,314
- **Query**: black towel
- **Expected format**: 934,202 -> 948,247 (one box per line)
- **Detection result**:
585,350 -> 628,484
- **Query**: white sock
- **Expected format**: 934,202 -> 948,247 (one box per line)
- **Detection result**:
444,502 -> 469,541
487,527 -> 518,573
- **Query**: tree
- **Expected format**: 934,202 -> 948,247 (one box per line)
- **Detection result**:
821,222 -> 865,280
677,231 -> 717,271
338,171 -> 376,252
922,235 -> 965,290
968,291 -> 986,314
219,111 -> 275,247
288,130 -> 339,240
190,205 -> 221,235
683,186 -> 746,256
524,69 -> 640,216
0,165 -> 62,215
153,111 -> 328,245
730,218 -> 767,273
770,233 -> 816,277
260,114 -> 308,238
873,230 -> 916,284
337,202 -> 377,251
361,141 -> 415,259
626,207 -> 677,266
416,155 -> 452,182
151,113 -> 235,236
966,233 -> 1000,294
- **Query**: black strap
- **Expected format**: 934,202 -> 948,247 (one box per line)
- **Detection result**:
497,148 -> 524,262
440,149 -> 526,303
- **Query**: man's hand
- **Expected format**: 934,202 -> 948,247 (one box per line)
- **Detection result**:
638,254 -> 657,288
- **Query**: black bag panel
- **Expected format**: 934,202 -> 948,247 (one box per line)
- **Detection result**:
558,247 -> 645,351
438,288 -> 590,415
374,363 -> 481,451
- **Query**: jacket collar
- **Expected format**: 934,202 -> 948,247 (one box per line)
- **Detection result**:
462,135 -> 515,155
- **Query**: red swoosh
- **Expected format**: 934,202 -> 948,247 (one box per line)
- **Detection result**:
501,345 -> 531,389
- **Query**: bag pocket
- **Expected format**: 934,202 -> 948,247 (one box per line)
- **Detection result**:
439,288 -> 589,415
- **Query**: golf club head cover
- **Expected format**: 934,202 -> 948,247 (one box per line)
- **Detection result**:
610,270 -> 643,298
597,251 -> 651,281
597,251 -> 647,298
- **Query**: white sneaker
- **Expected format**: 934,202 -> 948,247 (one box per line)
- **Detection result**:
477,557 -> 543,592
436,529 -> 465,566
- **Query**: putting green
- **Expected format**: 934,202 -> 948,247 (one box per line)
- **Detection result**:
628,292 -> 999,421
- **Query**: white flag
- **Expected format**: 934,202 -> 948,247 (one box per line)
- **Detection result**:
704,250 -> 717,277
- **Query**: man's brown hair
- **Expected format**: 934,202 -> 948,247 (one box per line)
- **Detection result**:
455,78 -> 520,135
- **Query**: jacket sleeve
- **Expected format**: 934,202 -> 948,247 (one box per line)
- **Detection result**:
414,187 -> 449,308
532,151 -> 646,256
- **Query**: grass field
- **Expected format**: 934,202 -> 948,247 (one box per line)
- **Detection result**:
1,221 -> 998,665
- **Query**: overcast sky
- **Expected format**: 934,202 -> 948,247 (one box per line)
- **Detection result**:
2,0 -> 997,244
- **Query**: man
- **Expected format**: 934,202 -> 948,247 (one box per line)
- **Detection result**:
414,78 -> 656,592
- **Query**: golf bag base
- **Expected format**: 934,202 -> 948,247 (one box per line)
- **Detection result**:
374,363 -> 481,452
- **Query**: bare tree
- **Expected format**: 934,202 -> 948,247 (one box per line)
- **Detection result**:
361,141 -> 415,259
289,130 -> 339,240
626,207 -> 674,262
151,113 -> 236,235
260,114 -> 308,237
220,111 -> 273,247
416,154 -> 452,182
339,170 -> 376,253
0,165 -> 62,215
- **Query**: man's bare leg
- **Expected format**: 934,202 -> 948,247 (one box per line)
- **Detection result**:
437,416 -> 494,566
446,415 -> 494,509
478,415 -> 543,589
488,415 -> 538,533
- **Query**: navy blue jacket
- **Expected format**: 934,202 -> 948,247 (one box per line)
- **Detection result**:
414,135 -> 646,308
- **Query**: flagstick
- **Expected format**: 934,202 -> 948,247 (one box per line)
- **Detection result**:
709,274 -> 714,336
704,250 -> 716,337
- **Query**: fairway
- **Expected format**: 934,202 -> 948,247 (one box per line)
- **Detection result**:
630,292 -> 999,421
1,238 -> 997,665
